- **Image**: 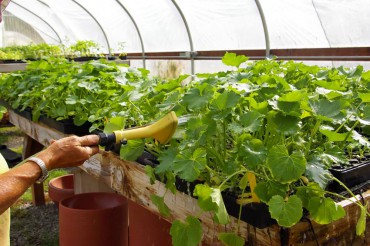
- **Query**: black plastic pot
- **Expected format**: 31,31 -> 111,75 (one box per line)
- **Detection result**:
39,116 -> 92,136
222,192 -> 277,229
135,150 -> 159,167
13,108 -> 32,121
0,59 -> 26,64
329,161 -> 370,191
69,56 -> 101,62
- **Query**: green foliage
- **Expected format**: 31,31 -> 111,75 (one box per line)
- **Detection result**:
0,43 -> 62,60
170,216 -> 203,246
1,52 -> 370,244
268,195 -> 303,227
218,233 -> 244,246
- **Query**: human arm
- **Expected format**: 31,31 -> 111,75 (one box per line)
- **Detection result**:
0,135 -> 99,214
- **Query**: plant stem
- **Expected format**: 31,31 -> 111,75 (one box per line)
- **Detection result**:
332,177 -> 360,204
218,170 -> 245,189
306,119 -> 321,156
335,102 -> 362,133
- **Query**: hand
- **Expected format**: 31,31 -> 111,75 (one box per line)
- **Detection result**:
35,135 -> 100,170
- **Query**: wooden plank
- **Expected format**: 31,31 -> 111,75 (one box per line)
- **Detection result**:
0,63 -> 28,73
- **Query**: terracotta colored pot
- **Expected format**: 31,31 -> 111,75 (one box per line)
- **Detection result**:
128,199 -> 172,246
59,192 -> 128,246
48,174 -> 74,206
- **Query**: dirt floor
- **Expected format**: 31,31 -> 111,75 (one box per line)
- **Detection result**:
10,203 -> 59,246
0,123 -> 59,245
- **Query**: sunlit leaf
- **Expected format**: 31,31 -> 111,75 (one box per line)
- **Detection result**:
173,148 -> 206,182
268,195 -> 303,227
120,139 -> 145,161
193,184 -> 230,224
356,206 -> 367,236
151,194 -> 170,217
222,52 -> 248,68
218,233 -> 244,246
254,180 -> 288,203
170,217 -> 203,246
307,197 -> 345,224
267,145 -> 306,183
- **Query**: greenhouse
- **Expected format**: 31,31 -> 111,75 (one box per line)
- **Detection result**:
0,0 -> 369,245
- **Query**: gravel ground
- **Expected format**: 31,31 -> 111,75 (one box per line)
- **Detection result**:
10,203 -> 59,246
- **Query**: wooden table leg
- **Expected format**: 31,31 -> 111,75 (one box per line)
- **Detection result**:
22,135 -> 45,206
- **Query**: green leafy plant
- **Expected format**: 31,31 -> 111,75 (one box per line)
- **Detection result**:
0,52 -> 369,245
67,40 -> 102,58
145,53 -> 370,245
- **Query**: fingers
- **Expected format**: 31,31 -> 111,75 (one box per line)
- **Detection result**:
86,145 -> 100,156
79,135 -> 100,146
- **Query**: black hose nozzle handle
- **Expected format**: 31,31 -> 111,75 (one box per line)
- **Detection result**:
97,132 -> 116,146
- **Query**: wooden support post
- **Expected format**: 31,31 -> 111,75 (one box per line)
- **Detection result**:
22,135 -> 46,206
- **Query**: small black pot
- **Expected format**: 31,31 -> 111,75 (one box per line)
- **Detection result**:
222,192 -> 277,229
0,59 -> 26,64
13,107 -> 33,121
39,116 -> 92,136
136,150 -> 159,167
70,56 -> 101,62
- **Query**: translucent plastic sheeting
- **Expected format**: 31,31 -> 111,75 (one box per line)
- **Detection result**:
42,0 -> 107,47
259,0 -> 329,49
76,0 -> 141,53
119,0 -> 189,52
5,2 -> 61,44
177,0 -> 265,51
314,0 -> 370,47
2,0 -> 370,54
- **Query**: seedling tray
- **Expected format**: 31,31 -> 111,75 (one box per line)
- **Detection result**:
329,161 -> 370,190
39,116 -> 92,136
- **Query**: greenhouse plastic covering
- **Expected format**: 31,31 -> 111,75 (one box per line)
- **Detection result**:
1,0 -> 370,72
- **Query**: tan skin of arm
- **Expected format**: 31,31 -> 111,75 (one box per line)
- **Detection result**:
0,135 -> 100,215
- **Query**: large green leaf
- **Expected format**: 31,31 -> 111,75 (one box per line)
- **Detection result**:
182,85 -> 214,110
254,180 -> 288,203
222,52 -> 248,68
173,148 -> 207,182
193,184 -> 230,224
358,93 -> 370,103
307,197 -> 345,224
238,138 -> 267,170
151,194 -> 170,217
240,111 -> 264,133
156,147 -> 177,174
278,90 -> 306,102
268,195 -> 303,227
309,99 -> 342,121
212,90 -> 240,111
270,112 -> 301,135
319,127 -> 352,142
170,217 -> 203,246
120,139 -> 145,161
218,233 -> 244,246
305,159 -> 331,189
356,206 -> 367,236
267,145 -> 306,183
295,182 -> 324,208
